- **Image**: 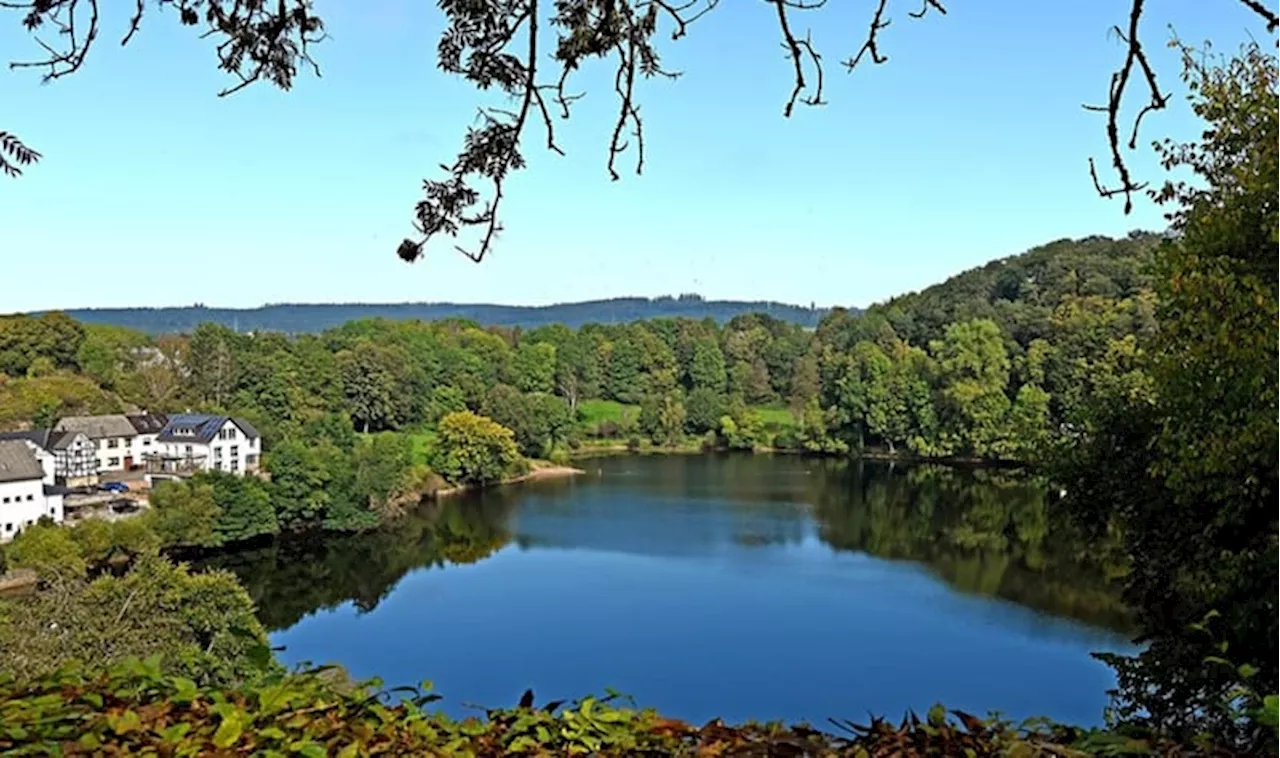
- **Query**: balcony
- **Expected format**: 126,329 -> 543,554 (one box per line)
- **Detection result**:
143,453 -> 206,478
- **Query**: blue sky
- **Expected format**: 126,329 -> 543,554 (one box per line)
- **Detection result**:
0,1 -> 1262,312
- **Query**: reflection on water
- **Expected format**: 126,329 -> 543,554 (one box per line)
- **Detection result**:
202,454 -> 1134,726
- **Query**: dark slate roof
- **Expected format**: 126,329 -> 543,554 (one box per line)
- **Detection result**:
0,440 -> 44,483
157,414 -> 260,444
231,417 -> 260,440
126,413 -> 169,435
0,429 -> 52,449
0,429 -> 83,451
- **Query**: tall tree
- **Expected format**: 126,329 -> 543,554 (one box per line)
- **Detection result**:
1058,43 -> 1278,749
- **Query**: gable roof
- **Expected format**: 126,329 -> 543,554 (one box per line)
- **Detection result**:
126,413 -> 169,435
0,429 -> 53,449
0,440 -> 44,483
158,414 -> 260,444
54,414 -> 137,439
231,417 -> 259,440
0,429 -> 82,451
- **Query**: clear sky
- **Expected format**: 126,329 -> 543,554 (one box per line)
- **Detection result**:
0,1 -> 1262,313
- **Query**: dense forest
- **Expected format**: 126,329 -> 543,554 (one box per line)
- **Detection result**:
47,295 -> 833,335
0,232 -> 1159,473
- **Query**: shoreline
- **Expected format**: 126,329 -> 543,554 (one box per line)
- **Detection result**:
570,444 -> 1028,469
431,461 -> 587,498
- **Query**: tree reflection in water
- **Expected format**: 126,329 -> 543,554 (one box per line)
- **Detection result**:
205,455 -> 1129,634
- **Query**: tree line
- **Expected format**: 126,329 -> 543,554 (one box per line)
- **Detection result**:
1,227 -> 1159,478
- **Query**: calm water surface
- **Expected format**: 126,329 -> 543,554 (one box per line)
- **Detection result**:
209,455 -> 1136,727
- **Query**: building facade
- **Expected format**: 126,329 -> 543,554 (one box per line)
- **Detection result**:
0,439 -> 65,543
52,413 -> 167,473
126,413 -> 168,466
53,415 -> 140,473
0,429 -> 98,487
147,414 -> 262,479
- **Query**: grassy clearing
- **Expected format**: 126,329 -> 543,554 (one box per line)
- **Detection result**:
576,399 -> 639,426
357,428 -> 438,465
407,429 -> 438,465
751,404 -> 798,429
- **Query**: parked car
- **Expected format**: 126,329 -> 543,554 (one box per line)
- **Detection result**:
97,481 -> 130,494
109,500 -> 140,515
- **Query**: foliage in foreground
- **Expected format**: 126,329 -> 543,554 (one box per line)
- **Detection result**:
0,555 -> 274,690
1055,41 -> 1278,752
0,659 -> 1252,758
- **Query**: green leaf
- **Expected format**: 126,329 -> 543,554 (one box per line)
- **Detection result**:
212,717 -> 244,748
291,742 -> 328,758
171,677 -> 199,704
110,709 -> 143,735
161,722 -> 192,742
927,702 -> 947,727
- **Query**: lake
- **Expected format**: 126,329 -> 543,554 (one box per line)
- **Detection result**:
207,454 -> 1136,728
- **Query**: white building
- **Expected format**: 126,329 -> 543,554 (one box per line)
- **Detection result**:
0,429 -> 99,487
52,413 -> 167,473
53,414 -> 140,473
126,413 -> 168,463
146,414 -> 261,480
0,439 -> 65,543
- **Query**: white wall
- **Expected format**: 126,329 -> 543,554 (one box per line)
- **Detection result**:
96,435 -> 139,472
209,420 -> 258,474
22,441 -> 57,485
136,433 -> 159,464
0,478 -> 56,543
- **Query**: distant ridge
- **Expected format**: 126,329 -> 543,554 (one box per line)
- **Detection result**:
49,296 -> 839,335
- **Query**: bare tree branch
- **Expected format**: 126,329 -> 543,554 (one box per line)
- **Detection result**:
2,0 -> 1275,263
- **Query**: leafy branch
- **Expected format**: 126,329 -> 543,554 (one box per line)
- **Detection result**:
2,0 -> 1277,264
0,130 -> 41,177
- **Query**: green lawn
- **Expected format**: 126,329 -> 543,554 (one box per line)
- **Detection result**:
752,404 -> 798,429
407,429 -> 437,465
357,428 -> 437,465
576,399 -> 639,426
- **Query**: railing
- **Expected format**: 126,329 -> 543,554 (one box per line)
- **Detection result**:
143,455 -> 207,475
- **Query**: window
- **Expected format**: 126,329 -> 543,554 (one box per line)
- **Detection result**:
3,524 -> 11,533
246,454 -> 259,466
108,457 -> 120,466
107,439 -> 119,449
25,494 -> 33,501
2,497 -> 9,504
230,459 -> 240,472
231,445 -> 239,456
184,445 -> 193,456
143,438 -> 151,446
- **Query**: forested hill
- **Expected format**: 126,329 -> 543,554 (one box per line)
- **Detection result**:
862,231 -> 1163,349
51,296 -> 833,335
